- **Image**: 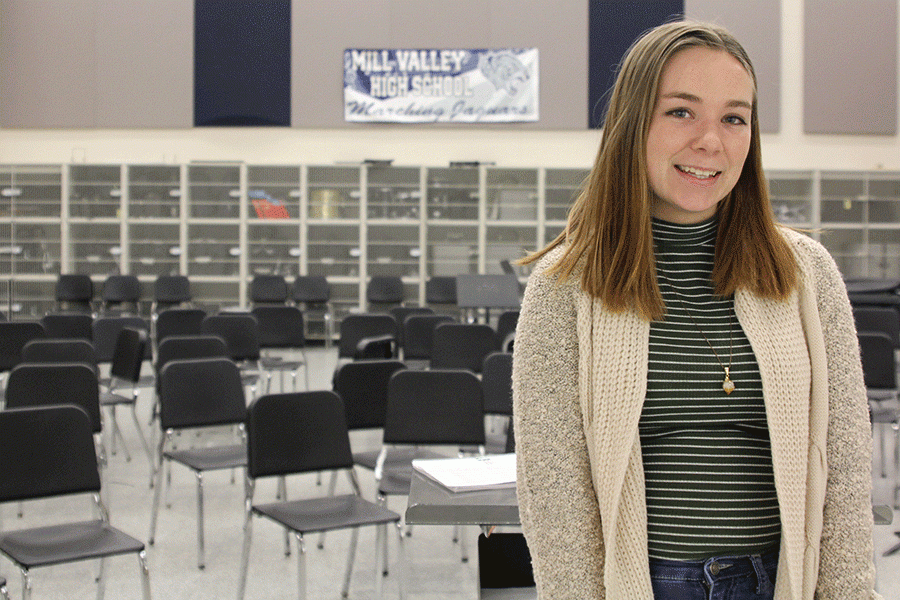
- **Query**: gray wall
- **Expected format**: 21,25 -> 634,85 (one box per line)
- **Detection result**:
1,0 -> 898,134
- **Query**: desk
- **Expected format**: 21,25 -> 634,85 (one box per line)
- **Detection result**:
405,469 -> 520,527
406,470 -> 534,599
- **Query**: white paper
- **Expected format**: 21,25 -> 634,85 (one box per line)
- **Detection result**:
412,453 -> 517,492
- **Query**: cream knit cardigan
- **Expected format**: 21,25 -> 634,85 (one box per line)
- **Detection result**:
512,228 -> 880,600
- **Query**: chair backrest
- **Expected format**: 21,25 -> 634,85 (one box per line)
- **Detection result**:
402,314 -> 455,361
153,274 -> 191,309
155,334 -> 229,388
495,310 -> 519,351
389,306 -> 434,347
858,331 -> 897,390
5,362 -> 102,433
482,352 -> 513,416
101,274 -> 142,312
384,369 -> 485,446
40,312 -> 94,340
246,390 -> 354,479
250,274 -> 289,305
0,321 -> 47,372
109,327 -> 148,383
201,313 -> 261,362
56,274 -> 94,313
21,338 -> 97,368
337,313 -> 397,359
157,357 -> 247,431
431,322 -> 497,372
292,275 -> 331,304
155,308 -> 207,345
854,305 -> 900,349
250,305 -> 305,349
425,276 -> 457,305
0,405 -> 101,503
92,315 -> 151,363
366,276 -> 404,307
333,359 -> 407,430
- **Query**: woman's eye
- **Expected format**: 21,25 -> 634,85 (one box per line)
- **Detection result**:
667,108 -> 690,118
724,115 -> 748,125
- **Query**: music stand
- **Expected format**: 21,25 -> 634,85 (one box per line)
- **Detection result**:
455,274 -> 521,323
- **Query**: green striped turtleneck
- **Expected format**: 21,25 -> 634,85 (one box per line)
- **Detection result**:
642,217 -> 780,561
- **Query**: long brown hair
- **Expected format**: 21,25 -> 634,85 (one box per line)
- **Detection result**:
523,20 -> 797,321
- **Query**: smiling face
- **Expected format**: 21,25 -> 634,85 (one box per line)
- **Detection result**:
646,46 -> 754,224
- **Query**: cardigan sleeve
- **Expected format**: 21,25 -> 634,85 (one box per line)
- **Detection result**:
796,235 -> 881,599
513,251 -> 606,598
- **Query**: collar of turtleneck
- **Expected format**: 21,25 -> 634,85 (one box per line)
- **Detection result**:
651,216 -> 718,252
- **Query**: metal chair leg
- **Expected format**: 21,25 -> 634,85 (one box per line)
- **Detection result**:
196,470 -> 206,570
296,533 -> 307,600
138,549 -> 151,600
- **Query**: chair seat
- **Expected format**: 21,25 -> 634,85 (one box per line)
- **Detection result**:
377,469 -> 414,497
253,494 -> 399,535
352,447 -> 446,471
164,443 -> 246,472
99,390 -> 134,406
260,357 -> 304,370
0,519 -> 145,569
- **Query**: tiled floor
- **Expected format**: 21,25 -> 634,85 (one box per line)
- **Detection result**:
1,346 -> 898,599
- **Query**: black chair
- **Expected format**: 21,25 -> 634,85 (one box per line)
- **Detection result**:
389,306 -> 434,354
201,313 -> 263,397
20,337 -> 97,366
5,362 -> 105,470
237,390 -> 403,600
152,274 -> 192,314
0,321 -> 46,383
39,312 -> 94,340
431,322 -> 497,373
425,276 -> 457,306
250,274 -> 289,305
336,313 -> 398,369
55,273 -> 95,314
292,275 -> 334,348
92,315 -> 152,365
332,359 -> 410,470
854,305 -> 900,349
100,274 -> 142,315
251,305 -> 308,392
153,307 -> 207,351
495,310 -> 519,352
482,352 -> 514,454
100,327 -> 152,464
375,369 -> 486,491
366,275 -> 405,312
401,314 -> 455,368
859,331 -> 899,479
149,334 -> 231,472
149,357 -> 248,570
0,405 -> 151,599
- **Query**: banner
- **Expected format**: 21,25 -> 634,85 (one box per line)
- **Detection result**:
344,48 -> 538,123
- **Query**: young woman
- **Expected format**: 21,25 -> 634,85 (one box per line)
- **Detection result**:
513,20 -> 880,600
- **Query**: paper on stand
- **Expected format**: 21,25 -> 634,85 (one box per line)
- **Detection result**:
412,453 -> 517,492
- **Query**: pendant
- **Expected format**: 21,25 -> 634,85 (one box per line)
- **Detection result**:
722,367 -> 735,395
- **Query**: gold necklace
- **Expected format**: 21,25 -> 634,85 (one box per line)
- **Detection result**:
658,271 -> 735,395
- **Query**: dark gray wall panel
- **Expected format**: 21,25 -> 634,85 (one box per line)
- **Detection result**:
804,0 -> 898,135
292,0 -> 587,129
686,0 -> 782,134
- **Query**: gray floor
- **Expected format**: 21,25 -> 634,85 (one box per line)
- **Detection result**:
1,346 -> 898,599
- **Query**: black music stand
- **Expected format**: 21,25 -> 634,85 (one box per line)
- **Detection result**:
455,275 -> 521,323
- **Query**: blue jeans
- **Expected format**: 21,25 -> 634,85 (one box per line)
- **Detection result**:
649,547 -> 778,600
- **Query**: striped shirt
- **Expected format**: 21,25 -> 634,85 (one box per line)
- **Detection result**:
641,217 -> 781,561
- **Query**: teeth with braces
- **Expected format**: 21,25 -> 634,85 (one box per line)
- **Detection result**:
677,165 -> 719,179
